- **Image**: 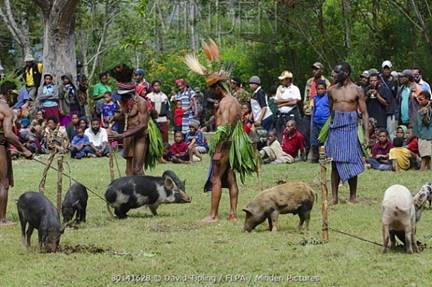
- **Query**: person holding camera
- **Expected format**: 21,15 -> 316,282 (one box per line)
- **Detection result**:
366,73 -> 391,129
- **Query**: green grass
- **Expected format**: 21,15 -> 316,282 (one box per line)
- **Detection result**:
2,155 -> 432,286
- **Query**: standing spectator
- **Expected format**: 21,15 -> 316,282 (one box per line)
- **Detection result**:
78,74 -> 90,117
274,71 -> 301,141
281,120 -> 305,161
380,61 -> 398,137
70,127 -> 92,159
59,73 -> 79,127
412,67 -> 431,94
66,113 -> 80,141
396,69 -> 422,128
37,74 -> 59,122
304,63 -> 331,155
230,76 -> 250,104
174,101 -> 184,132
85,118 -> 109,157
359,70 -> 370,94
92,72 -> 112,115
147,80 -> 170,143
249,75 -> 273,132
191,87 -> 204,121
366,73 -> 390,129
21,54 -> 43,101
413,91 -> 432,170
368,129 -> 393,171
310,80 -> 330,163
174,79 -> 194,134
134,68 -> 150,98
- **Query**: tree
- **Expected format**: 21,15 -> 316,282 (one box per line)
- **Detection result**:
33,0 -> 80,80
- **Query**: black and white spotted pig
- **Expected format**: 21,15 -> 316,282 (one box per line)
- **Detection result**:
105,170 -> 191,219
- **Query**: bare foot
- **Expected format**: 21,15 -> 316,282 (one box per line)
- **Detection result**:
227,214 -> 237,221
332,199 -> 338,205
0,219 -> 16,226
349,198 -> 359,204
201,216 -> 217,223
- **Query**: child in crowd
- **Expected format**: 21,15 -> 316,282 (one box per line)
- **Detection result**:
101,92 -> 120,131
367,129 -> 393,171
310,80 -> 330,163
70,127 -> 92,159
43,116 -> 69,154
413,91 -> 432,170
66,113 -> 80,141
241,102 -> 254,135
169,131 -> 190,163
389,137 -> 413,171
185,119 -> 208,162
174,100 -> 183,132
260,130 -> 293,164
19,118 -> 40,153
368,117 -> 378,146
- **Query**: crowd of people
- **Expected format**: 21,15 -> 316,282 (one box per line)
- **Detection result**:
1,54 -> 432,172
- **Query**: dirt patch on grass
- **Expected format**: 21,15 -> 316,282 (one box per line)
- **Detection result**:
59,244 -> 112,255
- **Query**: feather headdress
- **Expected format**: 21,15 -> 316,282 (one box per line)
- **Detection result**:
184,39 -> 231,88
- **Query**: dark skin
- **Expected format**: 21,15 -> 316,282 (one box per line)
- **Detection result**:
109,94 -> 148,176
328,64 -> 369,204
0,100 -> 32,225
367,75 -> 389,107
89,120 -> 108,157
274,78 -> 299,108
202,83 -> 241,223
374,132 -> 390,163
418,94 -> 431,171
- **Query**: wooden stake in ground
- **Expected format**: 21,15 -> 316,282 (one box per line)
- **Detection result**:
39,152 -> 57,193
108,144 -> 115,182
57,155 -> 64,214
319,146 -> 331,241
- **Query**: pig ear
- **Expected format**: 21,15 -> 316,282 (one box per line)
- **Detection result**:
164,176 -> 176,190
242,208 -> 253,215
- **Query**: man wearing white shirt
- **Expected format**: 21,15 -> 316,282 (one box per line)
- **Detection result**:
274,71 -> 301,141
85,118 -> 109,157
249,76 -> 273,131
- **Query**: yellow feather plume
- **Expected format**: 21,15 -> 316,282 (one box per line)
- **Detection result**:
184,54 -> 207,76
209,38 -> 221,61
201,40 -> 213,61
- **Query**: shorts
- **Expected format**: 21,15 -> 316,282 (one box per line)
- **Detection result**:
418,139 -> 432,157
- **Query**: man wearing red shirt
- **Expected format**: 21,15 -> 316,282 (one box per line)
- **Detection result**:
282,120 -> 306,161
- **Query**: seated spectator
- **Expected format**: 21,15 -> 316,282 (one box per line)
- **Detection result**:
160,143 -> 171,164
101,92 -> 119,131
281,120 -> 305,161
185,119 -> 208,161
395,125 -> 407,143
70,127 -> 93,159
389,137 -> 413,171
85,118 -> 109,157
19,117 -> 40,153
260,130 -> 294,164
174,100 -> 184,132
368,117 -> 378,146
367,129 -> 393,171
169,131 -> 190,163
78,118 -> 88,131
42,116 -> 69,154
66,113 -> 80,141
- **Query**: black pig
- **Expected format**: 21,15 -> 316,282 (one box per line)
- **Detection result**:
105,170 -> 191,219
17,192 -> 63,252
62,182 -> 88,224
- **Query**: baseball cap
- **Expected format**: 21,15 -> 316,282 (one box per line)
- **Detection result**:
312,62 -> 324,70
249,76 -> 261,85
382,60 -> 392,68
134,68 -> 145,76
398,69 -> 413,78
360,70 -> 370,78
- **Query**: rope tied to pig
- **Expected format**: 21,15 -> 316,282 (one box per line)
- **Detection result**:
328,227 -> 383,247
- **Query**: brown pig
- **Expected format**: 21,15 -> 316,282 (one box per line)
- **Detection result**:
243,181 -> 315,232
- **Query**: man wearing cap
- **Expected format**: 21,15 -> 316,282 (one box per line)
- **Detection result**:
0,82 -> 33,225
134,68 -> 150,98
379,61 -> 398,137
274,71 -> 302,141
20,54 -> 43,102
230,76 -> 250,104
396,69 -> 422,128
304,63 -> 330,157
249,76 -> 273,132
326,62 -> 369,204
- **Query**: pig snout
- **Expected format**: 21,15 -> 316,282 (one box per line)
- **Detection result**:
173,191 -> 192,203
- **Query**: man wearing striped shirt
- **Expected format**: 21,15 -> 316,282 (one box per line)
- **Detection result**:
326,62 -> 369,204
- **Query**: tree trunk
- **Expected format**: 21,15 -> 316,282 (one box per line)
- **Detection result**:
34,0 -> 79,81
341,0 -> 352,49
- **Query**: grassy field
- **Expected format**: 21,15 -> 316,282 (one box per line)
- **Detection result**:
1,154 -> 432,287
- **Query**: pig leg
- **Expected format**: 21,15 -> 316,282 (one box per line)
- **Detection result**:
80,206 -> 87,223
389,231 -> 396,249
267,216 -> 273,231
149,204 -> 159,216
404,226 -> 413,254
26,225 -> 34,247
298,211 -> 311,231
114,206 -> 128,219
19,214 -> 27,246
412,226 -> 418,252
382,224 -> 390,254
269,211 -> 279,232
